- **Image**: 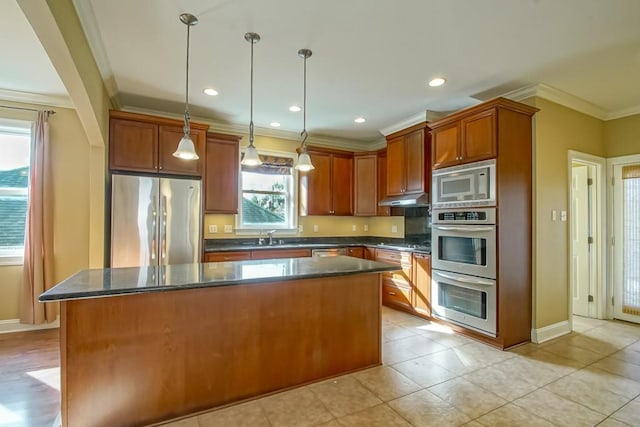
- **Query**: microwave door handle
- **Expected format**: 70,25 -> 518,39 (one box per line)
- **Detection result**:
436,271 -> 495,286
434,226 -> 494,232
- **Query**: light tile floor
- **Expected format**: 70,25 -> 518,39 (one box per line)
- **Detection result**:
161,307 -> 640,427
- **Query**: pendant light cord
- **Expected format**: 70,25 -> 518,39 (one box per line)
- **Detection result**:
301,54 -> 308,147
184,22 -> 191,136
249,38 -> 255,145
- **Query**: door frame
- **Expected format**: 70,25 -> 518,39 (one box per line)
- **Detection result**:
608,153 -> 640,322
567,151 -> 607,322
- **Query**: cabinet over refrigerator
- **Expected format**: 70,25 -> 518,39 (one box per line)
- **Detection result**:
110,174 -> 201,268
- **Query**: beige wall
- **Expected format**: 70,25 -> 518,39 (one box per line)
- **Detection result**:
526,97 -> 606,328
604,114 -> 640,158
0,100 -> 96,321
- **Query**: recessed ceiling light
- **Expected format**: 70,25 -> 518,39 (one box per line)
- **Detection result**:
289,105 -> 301,112
203,88 -> 219,96
428,78 -> 446,87
270,122 -> 281,127
354,117 -> 366,123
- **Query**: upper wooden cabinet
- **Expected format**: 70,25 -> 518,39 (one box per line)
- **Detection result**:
431,100 -> 523,169
109,110 -> 208,176
300,147 -> 353,216
353,153 -> 377,216
385,123 -> 431,196
204,132 -> 241,214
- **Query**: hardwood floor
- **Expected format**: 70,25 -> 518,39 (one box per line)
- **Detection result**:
0,329 -> 60,427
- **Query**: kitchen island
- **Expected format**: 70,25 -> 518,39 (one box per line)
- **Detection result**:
40,256 -> 397,427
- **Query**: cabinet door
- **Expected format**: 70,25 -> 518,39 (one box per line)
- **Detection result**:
251,248 -> 311,259
404,129 -> 425,193
461,108 -> 497,163
204,251 -> 251,262
364,247 -> 376,260
413,253 -> 431,317
300,152 -> 331,215
332,154 -> 353,215
386,136 -> 405,195
354,154 -> 377,216
376,151 -> 390,216
158,126 -> 204,176
109,118 -> 158,172
432,123 -> 460,169
347,246 -> 364,258
204,135 -> 239,213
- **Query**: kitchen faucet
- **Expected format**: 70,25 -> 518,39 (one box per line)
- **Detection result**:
267,230 -> 276,245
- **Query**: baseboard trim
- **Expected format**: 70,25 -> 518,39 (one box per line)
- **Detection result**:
531,320 -> 571,343
0,318 -> 59,334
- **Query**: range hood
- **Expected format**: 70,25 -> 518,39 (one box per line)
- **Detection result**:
378,192 -> 430,207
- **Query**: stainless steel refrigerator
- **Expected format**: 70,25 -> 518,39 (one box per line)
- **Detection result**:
111,174 -> 201,268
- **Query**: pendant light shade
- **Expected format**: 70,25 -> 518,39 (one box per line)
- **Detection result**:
173,13 -> 199,160
240,32 -> 262,166
295,48 -> 314,171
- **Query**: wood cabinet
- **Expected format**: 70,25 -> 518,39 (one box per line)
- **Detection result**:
353,153 -> 377,216
375,249 -> 413,310
204,132 -> 241,214
412,253 -> 431,317
109,110 -> 208,176
250,248 -> 311,260
376,150 -> 390,216
431,107 -> 497,169
347,246 -> 364,258
204,251 -> 252,262
300,147 -> 353,216
429,97 -> 539,349
385,123 -> 431,196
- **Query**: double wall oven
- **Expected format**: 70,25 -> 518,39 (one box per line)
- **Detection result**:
431,160 -> 498,337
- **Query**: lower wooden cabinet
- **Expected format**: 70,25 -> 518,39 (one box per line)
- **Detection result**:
347,246 -> 364,258
204,251 -> 252,262
412,253 -> 431,317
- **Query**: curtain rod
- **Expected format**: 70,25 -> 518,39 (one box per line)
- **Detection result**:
0,105 -> 56,115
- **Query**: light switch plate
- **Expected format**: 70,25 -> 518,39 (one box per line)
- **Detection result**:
363,224 -> 369,232
391,225 -> 398,233
552,210 -> 557,221
561,210 -> 567,221
313,224 -> 319,232
298,224 -> 303,233
208,225 -> 218,233
224,225 -> 233,233
352,225 -> 357,232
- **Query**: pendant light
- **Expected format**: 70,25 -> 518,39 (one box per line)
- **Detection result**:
173,13 -> 199,160
240,32 -> 262,166
295,48 -> 314,172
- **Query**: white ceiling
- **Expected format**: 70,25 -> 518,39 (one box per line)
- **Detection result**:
3,0 -> 640,142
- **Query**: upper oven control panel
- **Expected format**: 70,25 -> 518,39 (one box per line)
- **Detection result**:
432,207 -> 496,225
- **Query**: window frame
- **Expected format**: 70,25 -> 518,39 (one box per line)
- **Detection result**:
0,119 -> 31,265
235,149 -> 298,234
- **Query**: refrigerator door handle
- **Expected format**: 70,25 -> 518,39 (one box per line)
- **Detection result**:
161,195 -> 167,261
151,195 -> 157,262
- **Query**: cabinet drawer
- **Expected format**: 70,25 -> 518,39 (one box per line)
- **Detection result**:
204,251 -> 251,262
250,248 -> 311,259
382,284 -> 412,308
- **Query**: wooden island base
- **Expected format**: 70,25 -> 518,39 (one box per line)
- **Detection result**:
60,273 -> 382,426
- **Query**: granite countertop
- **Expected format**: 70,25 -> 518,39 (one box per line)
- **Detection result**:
204,237 -> 431,254
39,256 -> 399,302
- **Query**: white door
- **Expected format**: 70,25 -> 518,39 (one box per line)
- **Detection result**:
572,165 -> 590,316
613,161 -> 640,324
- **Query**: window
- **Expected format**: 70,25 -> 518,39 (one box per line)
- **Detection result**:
238,152 -> 296,231
0,121 -> 31,263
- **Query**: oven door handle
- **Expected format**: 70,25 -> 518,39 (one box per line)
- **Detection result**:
433,226 -> 494,232
436,271 -> 495,286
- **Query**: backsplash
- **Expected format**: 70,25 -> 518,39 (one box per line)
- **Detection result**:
203,214 -> 404,239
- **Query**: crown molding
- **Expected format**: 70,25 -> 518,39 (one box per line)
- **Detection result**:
503,83 -> 609,120
72,0 -> 119,100
0,88 -> 73,108
120,105 -> 378,152
606,104 -> 640,121
379,111 -> 426,136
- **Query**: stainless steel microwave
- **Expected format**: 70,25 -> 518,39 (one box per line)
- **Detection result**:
432,159 -> 496,208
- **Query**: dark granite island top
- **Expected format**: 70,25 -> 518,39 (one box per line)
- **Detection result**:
45,256 -> 395,427
39,255 -> 398,302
